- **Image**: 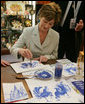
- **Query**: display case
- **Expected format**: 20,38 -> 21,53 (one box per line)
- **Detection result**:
1,1 -> 36,50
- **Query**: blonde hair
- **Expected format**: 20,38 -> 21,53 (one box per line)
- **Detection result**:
37,2 -> 62,24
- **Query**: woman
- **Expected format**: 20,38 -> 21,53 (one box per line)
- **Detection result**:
10,2 -> 61,62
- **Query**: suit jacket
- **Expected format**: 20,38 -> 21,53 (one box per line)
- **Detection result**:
51,1 -> 84,62
52,1 -> 84,47
10,24 -> 59,60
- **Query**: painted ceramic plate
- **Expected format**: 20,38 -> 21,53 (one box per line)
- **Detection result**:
24,19 -> 32,27
34,69 -> 53,80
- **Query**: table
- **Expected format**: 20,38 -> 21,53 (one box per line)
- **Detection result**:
1,48 -> 10,55
1,59 -> 56,103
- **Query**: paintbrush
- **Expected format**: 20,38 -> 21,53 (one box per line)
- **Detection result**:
16,74 -> 37,79
29,58 -> 32,67
28,42 -> 33,67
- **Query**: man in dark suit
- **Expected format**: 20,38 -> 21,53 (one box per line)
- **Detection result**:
52,1 -> 84,62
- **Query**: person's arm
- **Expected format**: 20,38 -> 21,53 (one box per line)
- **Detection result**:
10,28 -> 32,59
1,60 -> 10,66
44,42 -> 59,59
39,33 -> 60,62
44,33 -> 60,60
33,47 -> 59,62
10,28 -> 25,58
10,35 -> 25,59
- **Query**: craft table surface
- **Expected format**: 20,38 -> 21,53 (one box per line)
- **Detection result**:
1,59 -> 56,103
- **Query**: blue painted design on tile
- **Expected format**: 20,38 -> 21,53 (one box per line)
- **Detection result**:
20,61 -> 38,69
65,67 -> 76,74
33,86 -> 53,102
5,85 -> 28,102
54,82 -> 71,100
36,71 -> 52,79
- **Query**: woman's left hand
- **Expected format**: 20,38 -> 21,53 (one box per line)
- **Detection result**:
39,56 -> 48,63
33,56 -> 48,63
75,19 -> 84,31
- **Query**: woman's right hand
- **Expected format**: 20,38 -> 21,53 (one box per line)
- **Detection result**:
18,48 -> 33,59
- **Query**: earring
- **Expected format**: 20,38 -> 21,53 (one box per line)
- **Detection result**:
37,18 -> 40,23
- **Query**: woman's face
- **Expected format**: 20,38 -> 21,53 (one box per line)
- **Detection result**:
39,17 -> 55,32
